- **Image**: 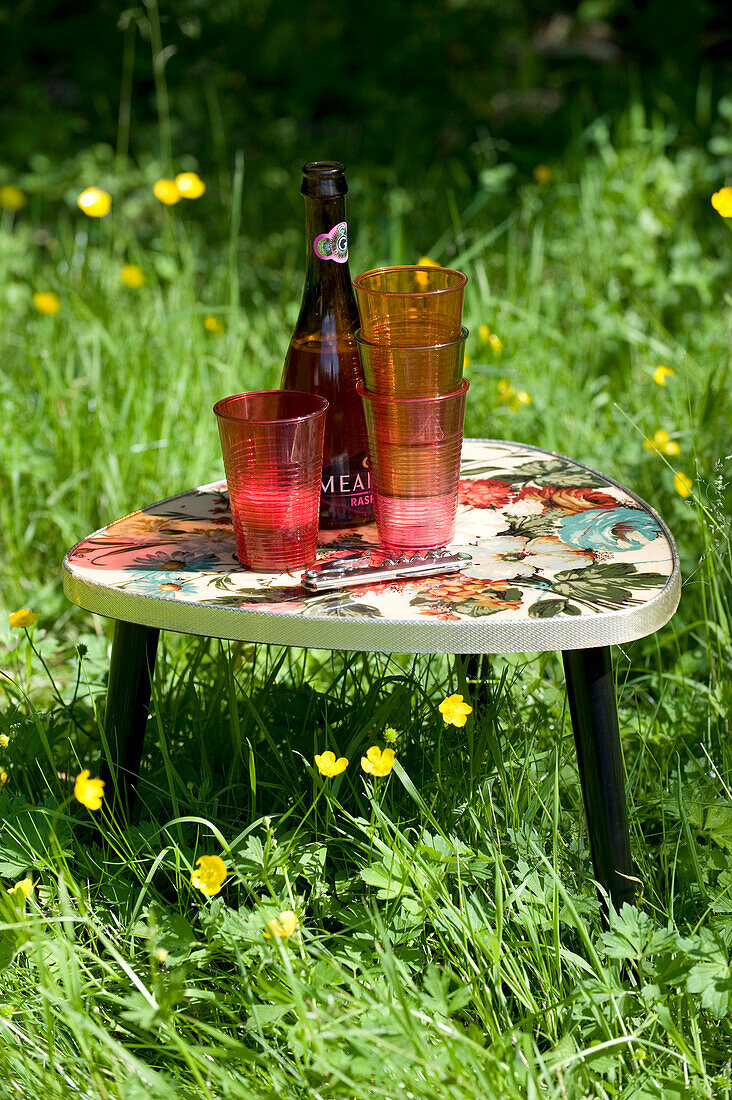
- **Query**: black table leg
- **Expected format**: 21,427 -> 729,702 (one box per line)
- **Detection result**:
100,619 -> 160,820
562,647 -> 635,911
460,653 -> 491,711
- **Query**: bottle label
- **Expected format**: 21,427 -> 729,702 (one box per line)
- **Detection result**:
321,451 -> 373,513
313,222 -> 348,264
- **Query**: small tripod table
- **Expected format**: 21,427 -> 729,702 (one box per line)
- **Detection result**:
63,440 -> 680,909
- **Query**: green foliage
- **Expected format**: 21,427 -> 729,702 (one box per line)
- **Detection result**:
1,96 -> 732,1097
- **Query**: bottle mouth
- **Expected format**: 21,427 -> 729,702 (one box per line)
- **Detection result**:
301,161 -> 348,197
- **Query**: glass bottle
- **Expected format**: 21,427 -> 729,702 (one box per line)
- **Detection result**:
281,161 -> 374,528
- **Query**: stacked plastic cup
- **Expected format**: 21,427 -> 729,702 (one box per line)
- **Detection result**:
352,265 -> 469,550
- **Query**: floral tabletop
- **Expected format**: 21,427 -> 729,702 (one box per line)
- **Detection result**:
63,441 -> 680,654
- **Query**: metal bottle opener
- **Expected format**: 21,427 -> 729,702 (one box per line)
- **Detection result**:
301,548 -> 471,591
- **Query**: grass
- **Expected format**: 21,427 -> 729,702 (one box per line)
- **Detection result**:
1,103 -> 732,1097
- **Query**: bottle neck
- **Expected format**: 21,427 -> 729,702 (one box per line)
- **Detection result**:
304,193 -> 352,287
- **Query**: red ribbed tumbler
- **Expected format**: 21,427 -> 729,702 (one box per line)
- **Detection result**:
357,379 -> 468,551
214,391 -> 328,571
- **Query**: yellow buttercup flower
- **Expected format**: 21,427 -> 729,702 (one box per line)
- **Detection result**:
711,188 -> 732,218
314,750 -> 348,777
0,185 -> 27,211
7,876 -> 35,900
673,472 -> 693,499
32,292 -> 61,316
0,771 -> 7,787
153,179 -> 181,206
175,172 -> 206,199
643,429 -> 680,456
8,609 -> 38,628
263,910 -> 299,939
360,745 -> 395,777
0,735 -> 9,748
120,263 -> 145,288
464,353 -> 471,367
496,378 -> 529,412
204,314 -> 225,334
478,323 -> 491,343
533,164 -> 553,184
653,365 -> 674,386
74,769 -> 105,811
77,187 -> 111,217
415,256 -> 440,287
438,693 -> 473,728
191,854 -> 227,897
488,333 -> 503,353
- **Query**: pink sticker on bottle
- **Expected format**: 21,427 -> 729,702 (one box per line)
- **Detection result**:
313,222 -> 348,263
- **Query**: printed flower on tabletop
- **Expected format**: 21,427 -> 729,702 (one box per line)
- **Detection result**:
674,472 -> 693,498
77,187 -> 111,217
417,607 -> 462,620
314,750 -> 348,777
516,485 -> 619,514
533,164 -> 553,184
439,694 -> 473,727
473,534 -> 595,579
122,573 -> 194,597
557,507 -> 660,551
8,608 -> 39,629
653,365 -> 674,386
0,185 -> 26,211
422,575 -> 524,612
191,854 -> 227,897
153,179 -> 181,206
175,172 -> 206,199
74,770 -> 105,810
361,745 -> 395,776
263,910 -> 298,939
711,188 -> 732,218
458,478 -> 518,510
643,429 -> 680,456
33,292 -> 61,316
204,314 -> 225,334
120,263 -> 145,288
7,876 -> 35,900
130,548 -> 222,571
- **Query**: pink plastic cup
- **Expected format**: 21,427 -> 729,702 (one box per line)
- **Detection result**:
353,265 -> 467,347
357,379 -> 469,551
214,391 -> 328,572
355,326 -> 467,397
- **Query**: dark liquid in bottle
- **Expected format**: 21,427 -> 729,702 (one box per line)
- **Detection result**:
283,334 -> 373,528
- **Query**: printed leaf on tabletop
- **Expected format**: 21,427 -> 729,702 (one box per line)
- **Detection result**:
527,598 -> 582,619
526,562 -> 668,615
462,458 -> 608,488
201,585 -> 307,607
300,592 -> 383,618
501,513 -> 562,540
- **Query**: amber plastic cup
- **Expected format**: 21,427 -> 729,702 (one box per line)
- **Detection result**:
214,391 -> 328,572
355,326 -> 467,397
353,265 -> 467,346
357,379 -> 468,550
